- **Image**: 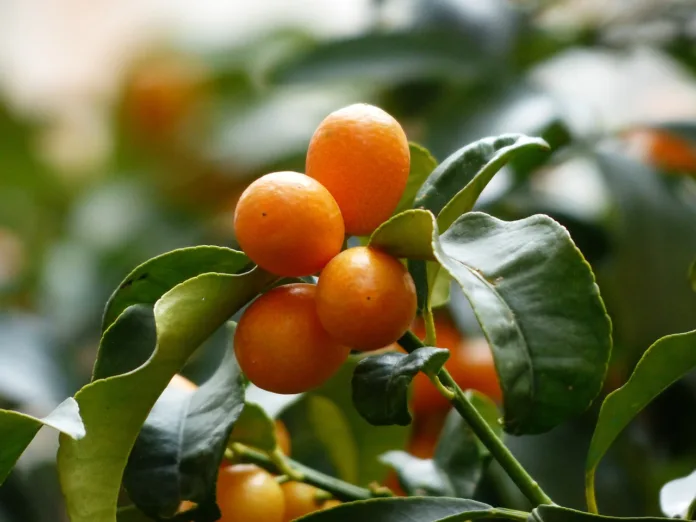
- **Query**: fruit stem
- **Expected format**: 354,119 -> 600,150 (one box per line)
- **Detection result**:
269,446 -> 304,482
423,306 -> 438,347
398,330 -> 554,507
430,373 -> 455,401
229,443 -> 374,501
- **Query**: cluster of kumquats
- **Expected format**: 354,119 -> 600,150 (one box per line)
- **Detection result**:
172,104 -> 503,520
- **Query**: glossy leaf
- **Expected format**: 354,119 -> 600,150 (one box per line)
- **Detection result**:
124,349 -> 245,519
660,469 -> 696,518
58,267 -> 275,522
296,497 -> 495,522
229,402 -> 278,452
0,398 -> 85,485
395,143 -> 438,215
272,31 -> 485,85
529,504 -> 671,522
352,347 -> 449,426
102,246 -> 250,330
382,392 -> 500,497
435,212 -> 611,434
414,134 -> 549,231
586,330 -> 696,510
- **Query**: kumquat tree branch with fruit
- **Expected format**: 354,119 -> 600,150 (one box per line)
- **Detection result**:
2,98 -> 696,522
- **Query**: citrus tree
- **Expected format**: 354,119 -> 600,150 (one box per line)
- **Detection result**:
1,101 -> 695,522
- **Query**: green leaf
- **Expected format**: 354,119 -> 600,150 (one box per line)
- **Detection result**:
123,348 -> 245,519
57,267 -> 275,522
529,505 -> 671,522
435,212 -> 611,435
0,398 -> 85,485
305,395 -> 359,483
272,31 -> 486,86
690,260 -> 695,292
586,330 -> 696,510
395,143 -> 438,215
414,134 -> 549,232
352,347 -> 449,426
299,357 -> 410,486
369,209 -> 437,261
229,402 -> 278,452
102,246 -> 250,330
382,392 -> 500,498
296,497 -> 495,522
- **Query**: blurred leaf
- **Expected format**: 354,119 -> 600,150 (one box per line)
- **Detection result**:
306,396 -> 359,484
304,357 -> 410,486
296,497 -> 496,522
586,330 -> 696,509
414,134 -> 549,231
395,143 -> 438,215
660,469 -> 696,518
530,505 -> 671,522
596,150 -> 696,350
352,348 -> 449,426
102,246 -> 249,331
272,31 -> 487,86
124,349 -> 244,519
431,269 -> 452,309
654,121 -> 696,144
382,393 -> 500,497
0,399 -> 84,485
229,402 -> 277,453
435,213 -> 611,435
57,267 -> 274,522
690,260 -> 695,292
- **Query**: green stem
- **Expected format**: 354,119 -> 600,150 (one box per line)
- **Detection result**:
585,471 -> 598,514
398,331 -> 554,507
230,443 -> 375,502
687,495 -> 696,521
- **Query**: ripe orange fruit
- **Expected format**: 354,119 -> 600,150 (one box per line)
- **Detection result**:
275,420 -> 292,456
234,172 -> 345,277
281,482 -> 325,521
306,104 -> 410,236
625,128 -> 696,174
315,247 -> 417,350
321,500 -> 341,510
407,409 -> 448,459
217,464 -> 284,522
235,284 -> 350,394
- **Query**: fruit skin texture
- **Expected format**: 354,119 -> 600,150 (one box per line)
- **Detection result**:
235,284 -> 350,394
316,247 -> 417,350
306,103 -> 410,236
234,172 -> 344,277
281,482 -> 325,521
217,464 -> 284,522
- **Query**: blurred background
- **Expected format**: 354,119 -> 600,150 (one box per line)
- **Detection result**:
1,0 -> 696,520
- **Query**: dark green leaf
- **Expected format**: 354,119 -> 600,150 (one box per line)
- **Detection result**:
296,497 -> 495,522
690,259 -> 695,292
529,504 -> 670,522
299,357 -> 409,486
586,330 -> 696,508
0,398 -> 84,485
435,212 -> 611,434
102,246 -> 250,330
58,267 -> 275,522
414,134 -> 549,231
229,402 -> 278,453
272,31 -> 486,86
116,506 -> 155,522
382,392 -> 500,498
352,347 -> 449,426
395,143 -> 438,215
124,348 -> 245,519
653,121 -> 696,146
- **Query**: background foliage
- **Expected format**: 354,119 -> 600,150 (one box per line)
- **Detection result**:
1,0 -> 696,519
